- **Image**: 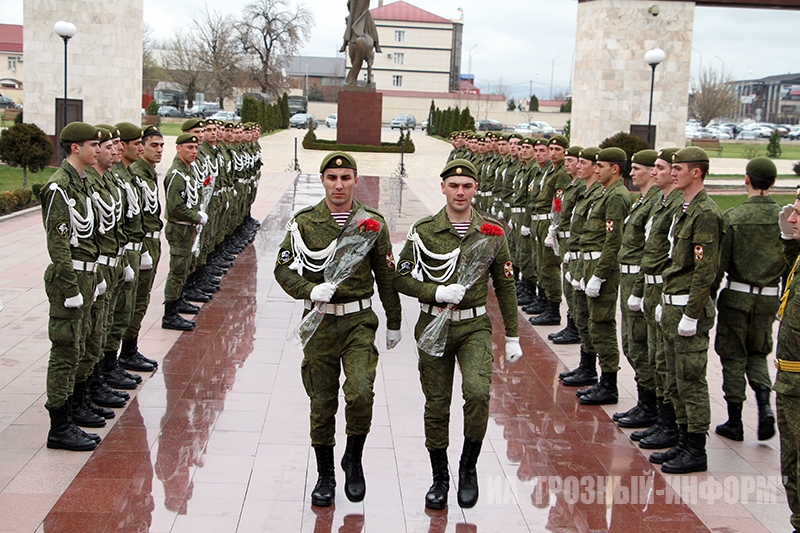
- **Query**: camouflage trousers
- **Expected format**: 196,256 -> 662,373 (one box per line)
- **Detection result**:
164,223 -> 196,302
80,262 -> 124,382
535,219 -> 562,302
415,312 -> 493,451
570,258 -> 595,355
620,272 -> 653,391
107,248 -> 141,353
661,300 -> 715,434
515,215 -> 536,281
714,289 -> 778,403
584,259 -> 620,373
777,393 -> 800,531
44,266 -> 96,408
562,258 -> 574,317
123,238 -> 161,342
643,282 -> 672,404
301,307 -> 379,447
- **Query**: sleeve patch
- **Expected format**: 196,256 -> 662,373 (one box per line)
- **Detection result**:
694,245 -> 704,261
56,222 -> 69,237
277,248 -> 293,265
606,220 -> 615,233
385,251 -> 396,269
397,259 -> 414,276
504,261 -> 514,278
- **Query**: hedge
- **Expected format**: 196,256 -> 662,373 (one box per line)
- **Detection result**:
301,127 -> 415,154
0,188 -> 39,216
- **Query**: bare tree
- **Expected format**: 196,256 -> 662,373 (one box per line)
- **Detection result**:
161,31 -> 208,109
192,8 -> 240,108
689,69 -> 738,127
142,23 -> 166,95
238,0 -> 314,95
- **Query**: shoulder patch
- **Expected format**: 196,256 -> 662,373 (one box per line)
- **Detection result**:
277,248 -> 293,265
56,222 -> 69,237
694,245 -> 704,261
397,259 -> 414,276
385,251 -> 395,269
606,220 -> 615,233
504,261 -> 514,278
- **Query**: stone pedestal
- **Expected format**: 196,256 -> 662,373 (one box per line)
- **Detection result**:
337,88 -> 382,146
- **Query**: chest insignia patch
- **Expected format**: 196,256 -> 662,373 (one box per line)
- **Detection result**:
277,249 -> 293,265
56,222 -> 69,237
397,259 -> 414,276
385,251 -> 395,269
694,245 -> 704,261
606,220 -> 614,233
504,260 -> 514,278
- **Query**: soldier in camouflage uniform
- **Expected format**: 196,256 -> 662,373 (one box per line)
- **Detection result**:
275,152 -> 402,508
395,158 -> 520,511
40,122 -> 103,451
518,139 -> 550,312
655,147 -> 723,474
575,148 -> 630,405
560,147 -> 603,386
162,134 -> 209,331
776,186 -> 800,532
510,138 -> 537,306
712,157 -> 783,442
614,150 -> 661,428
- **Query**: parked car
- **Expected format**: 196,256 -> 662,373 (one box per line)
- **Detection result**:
528,121 -> 557,136
475,119 -> 503,131
157,105 -> 182,118
421,118 -> 429,131
289,113 -> 318,129
326,114 -> 338,128
788,127 -> 800,140
0,96 -> 16,109
513,123 -> 541,136
208,110 -> 240,122
390,114 -> 416,130
184,103 -> 220,118
736,130 -> 758,141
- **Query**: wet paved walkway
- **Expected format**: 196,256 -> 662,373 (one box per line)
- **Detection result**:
0,129 -> 790,532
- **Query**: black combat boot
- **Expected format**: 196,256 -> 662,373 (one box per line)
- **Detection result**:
559,347 -> 589,380
529,300 -> 561,326
176,298 -> 201,315
183,285 -> 212,303
715,401 -> 744,441
522,285 -> 548,315
82,379 -> 114,420
194,274 -> 219,294
162,300 -> 196,331
579,371 -> 618,405
517,279 -> 537,306
562,350 -> 598,387
649,424 -> 687,464
46,403 -> 97,451
551,317 -> 581,344
69,382 -> 106,428
426,449 -> 450,510
754,385 -> 776,441
102,351 -> 139,389
639,403 -> 680,449
631,398 -> 663,441
341,434 -> 367,502
88,367 -> 127,407
312,445 -> 336,507
617,388 -> 658,428
661,432 -> 707,474
457,439 -> 482,508
614,384 -> 644,421
118,339 -> 156,372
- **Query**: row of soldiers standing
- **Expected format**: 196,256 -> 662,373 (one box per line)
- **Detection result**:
447,129 -> 787,478
40,117 -> 262,451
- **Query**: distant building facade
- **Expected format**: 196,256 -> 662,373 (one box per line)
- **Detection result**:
732,73 -> 800,124
285,56 -> 346,102
0,24 -> 23,104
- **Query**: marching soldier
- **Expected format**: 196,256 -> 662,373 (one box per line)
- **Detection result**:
274,152 -> 402,508
395,159 -> 521,510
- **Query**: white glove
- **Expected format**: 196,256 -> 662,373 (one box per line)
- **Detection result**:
678,314 -> 698,337
780,204 -> 795,240
97,278 -> 107,296
435,284 -> 466,305
198,211 -> 209,225
544,234 -> 556,248
505,337 -> 523,363
64,293 -> 84,308
565,271 -> 572,283
140,250 -> 153,270
310,282 -> 336,303
520,225 -> 531,237
627,294 -> 642,312
585,275 -> 604,298
655,304 -> 663,324
490,206 -> 497,216
496,211 -> 504,221
386,329 -> 402,350
124,264 -> 135,283
508,220 -> 515,231
571,277 -> 582,290
579,278 -> 586,291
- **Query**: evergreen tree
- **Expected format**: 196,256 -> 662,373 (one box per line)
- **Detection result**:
507,98 -> 517,111
529,95 -> 539,112
280,93 -> 290,129
0,123 -> 54,189
461,107 -> 474,131
241,96 -> 260,125
767,129 -> 782,158
428,99 -> 436,135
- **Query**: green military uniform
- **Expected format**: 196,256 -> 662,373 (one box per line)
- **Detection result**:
511,148 -> 537,282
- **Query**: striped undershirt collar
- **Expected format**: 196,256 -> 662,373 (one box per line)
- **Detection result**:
331,210 -> 351,228
452,221 -> 471,238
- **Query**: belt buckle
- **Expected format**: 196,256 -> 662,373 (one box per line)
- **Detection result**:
334,303 -> 346,317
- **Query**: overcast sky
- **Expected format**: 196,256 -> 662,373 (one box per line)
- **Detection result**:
5,0 -> 800,99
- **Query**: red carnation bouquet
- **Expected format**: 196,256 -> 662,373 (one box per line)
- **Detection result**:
545,192 -> 563,256
292,208 -> 383,348
418,223 -> 505,357
192,173 -> 216,257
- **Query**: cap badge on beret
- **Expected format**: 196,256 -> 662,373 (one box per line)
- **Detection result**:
456,167 -> 463,175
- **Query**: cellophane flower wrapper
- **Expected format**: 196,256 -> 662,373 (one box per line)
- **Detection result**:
192,175 -> 216,257
418,225 -> 504,357
550,195 -> 562,256
292,209 -> 382,348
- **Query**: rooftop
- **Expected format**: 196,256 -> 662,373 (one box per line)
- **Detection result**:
371,1 -> 451,24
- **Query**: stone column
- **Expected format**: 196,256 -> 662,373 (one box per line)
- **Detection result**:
23,1 -> 143,135
571,0 -> 694,149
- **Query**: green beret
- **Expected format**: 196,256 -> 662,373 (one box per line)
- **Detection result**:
656,147 -> 680,163
95,128 -> 113,144
440,159 -> 477,180
672,147 -> 709,163
182,118 -> 205,131
496,133 -> 508,141
631,149 -> 658,167
115,122 -> 143,142
224,122 -> 235,129
578,147 -> 600,161
565,146 -> 583,157
60,122 -> 100,143
142,125 -> 162,139
176,133 -> 198,145
548,135 -> 569,149
596,147 -> 627,163
520,137 -> 535,147
507,133 -> 522,141
533,138 -> 548,147
796,185 -> 800,200
320,151 -> 357,173
746,157 -> 777,181
95,124 -> 120,139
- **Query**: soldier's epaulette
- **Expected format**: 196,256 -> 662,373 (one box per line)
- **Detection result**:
412,215 -> 435,229
291,205 -> 315,220
362,205 -> 386,221
482,215 -> 503,227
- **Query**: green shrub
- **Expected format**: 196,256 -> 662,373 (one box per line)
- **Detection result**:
0,188 -> 39,216
599,132 -> 651,181
767,130 -> 782,158
793,162 -> 800,176
0,122 -> 54,189
302,136 -> 416,154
